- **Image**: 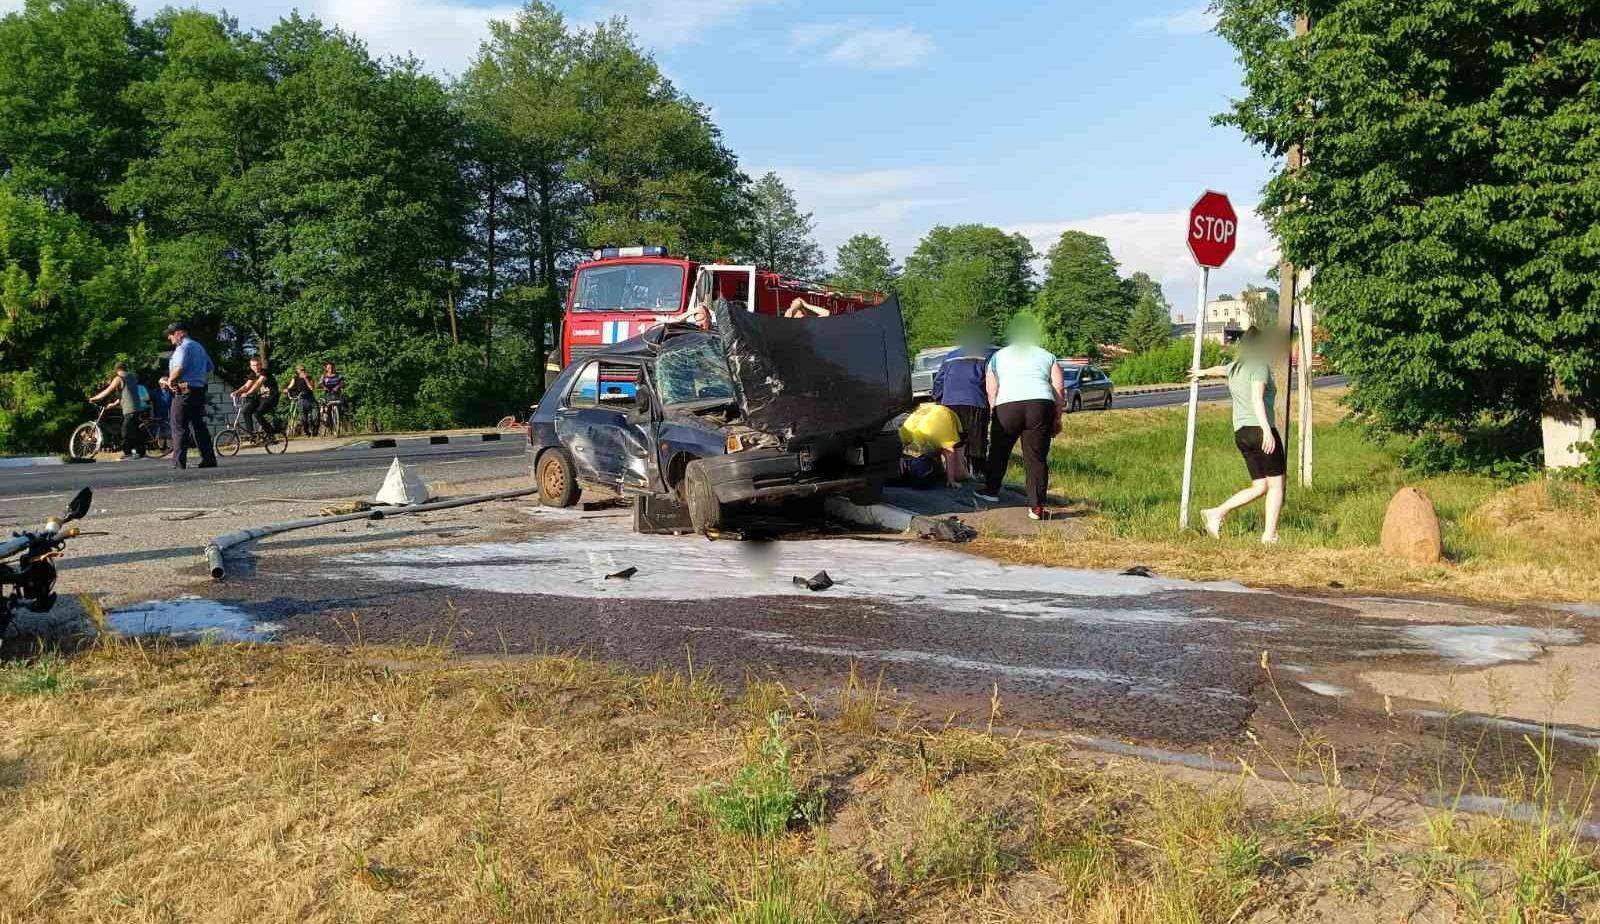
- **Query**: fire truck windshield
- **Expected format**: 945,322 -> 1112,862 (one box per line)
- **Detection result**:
572,263 -> 684,313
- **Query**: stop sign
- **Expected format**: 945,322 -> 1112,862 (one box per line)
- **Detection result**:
1187,190 -> 1238,269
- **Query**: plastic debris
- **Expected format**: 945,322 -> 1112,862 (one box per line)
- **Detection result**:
605,566 -> 638,580
373,458 -> 431,506
915,515 -> 978,543
1121,565 -> 1156,578
792,571 -> 834,591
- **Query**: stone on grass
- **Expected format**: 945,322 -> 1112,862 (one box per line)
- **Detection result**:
1380,487 -> 1442,564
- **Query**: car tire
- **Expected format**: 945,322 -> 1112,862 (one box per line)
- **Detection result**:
848,478 -> 884,506
1070,394 -> 1082,413
682,459 -> 723,533
537,449 -> 581,508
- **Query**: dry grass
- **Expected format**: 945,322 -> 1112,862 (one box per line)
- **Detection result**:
976,390 -> 1600,603
2,642 -> 1595,923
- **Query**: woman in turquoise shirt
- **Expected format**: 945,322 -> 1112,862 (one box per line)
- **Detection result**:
975,314 -> 1064,520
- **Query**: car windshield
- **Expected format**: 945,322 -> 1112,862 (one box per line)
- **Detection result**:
1060,365 -> 1083,384
572,263 -> 685,313
657,339 -> 737,406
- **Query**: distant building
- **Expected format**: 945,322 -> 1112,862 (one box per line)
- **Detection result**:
1170,295 -> 1248,344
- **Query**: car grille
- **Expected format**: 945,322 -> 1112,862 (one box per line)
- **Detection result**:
566,345 -> 602,366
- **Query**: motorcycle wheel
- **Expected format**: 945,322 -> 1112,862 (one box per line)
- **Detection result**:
68,423 -> 102,460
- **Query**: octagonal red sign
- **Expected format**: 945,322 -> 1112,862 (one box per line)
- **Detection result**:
1187,191 -> 1238,269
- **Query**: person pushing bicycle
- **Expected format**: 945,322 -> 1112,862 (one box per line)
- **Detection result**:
87,362 -> 146,459
319,362 -> 348,432
230,357 -> 282,439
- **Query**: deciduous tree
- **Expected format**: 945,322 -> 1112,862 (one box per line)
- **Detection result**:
900,224 -> 1034,349
1033,231 -> 1130,356
830,233 -> 900,295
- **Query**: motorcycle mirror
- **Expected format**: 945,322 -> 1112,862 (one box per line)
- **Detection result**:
64,487 -> 92,523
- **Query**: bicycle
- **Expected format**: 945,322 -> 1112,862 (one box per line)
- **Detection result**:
67,403 -> 171,460
320,396 -> 350,438
287,399 -> 320,438
214,396 -> 289,456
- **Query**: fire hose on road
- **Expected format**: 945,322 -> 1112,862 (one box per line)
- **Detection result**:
202,487 -> 539,581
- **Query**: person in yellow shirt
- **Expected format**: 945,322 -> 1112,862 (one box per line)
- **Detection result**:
899,402 -> 966,488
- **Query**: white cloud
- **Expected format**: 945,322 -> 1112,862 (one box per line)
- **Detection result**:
0,0 -> 22,13
313,0 -> 518,73
1007,209 -> 1279,318
790,21 -> 849,50
758,166 -> 965,261
1133,7 -> 1218,37
585,0 -> 777,50
821,26 -> 935,70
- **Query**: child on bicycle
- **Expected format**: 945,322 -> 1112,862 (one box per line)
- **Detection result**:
231,357 -> 282,439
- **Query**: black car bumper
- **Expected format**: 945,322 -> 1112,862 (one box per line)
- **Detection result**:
697,432 -> 902,505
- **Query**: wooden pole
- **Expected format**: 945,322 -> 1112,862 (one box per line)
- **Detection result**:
1275,11 -> 1311,474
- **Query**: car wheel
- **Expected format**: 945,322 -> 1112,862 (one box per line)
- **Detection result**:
682,459 -> 724,533
1070,394 -> 1082,413
1103,392 -> 1113,410
537,449 -> 581,508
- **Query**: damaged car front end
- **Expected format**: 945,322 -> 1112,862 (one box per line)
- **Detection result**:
528,297 -> 912,533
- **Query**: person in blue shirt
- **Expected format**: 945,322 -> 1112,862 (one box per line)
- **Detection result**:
975,313 -> 1064,520
160,321 -> 218,469
932,324 -> 994,477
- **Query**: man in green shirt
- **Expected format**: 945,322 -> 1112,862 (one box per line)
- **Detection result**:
1192,327 -> 1286,543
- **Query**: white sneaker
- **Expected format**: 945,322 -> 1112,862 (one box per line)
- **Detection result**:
1201,508 -> 1222,539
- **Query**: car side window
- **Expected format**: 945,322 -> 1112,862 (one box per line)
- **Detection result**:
566,363 -> 599,409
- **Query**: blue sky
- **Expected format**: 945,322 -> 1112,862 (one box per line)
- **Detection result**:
2,0 -> 1282,314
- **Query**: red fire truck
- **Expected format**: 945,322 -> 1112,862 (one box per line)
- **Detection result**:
560,246 -> 883,367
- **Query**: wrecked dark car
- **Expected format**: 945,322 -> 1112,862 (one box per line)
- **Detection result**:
528,297 -> 911,533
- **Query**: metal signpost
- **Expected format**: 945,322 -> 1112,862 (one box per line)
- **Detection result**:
1178,191 -> 1239,530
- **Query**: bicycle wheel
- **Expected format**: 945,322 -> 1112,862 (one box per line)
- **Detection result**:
329,404 -> 342,437
145,420 -> 172,458
264,428 -> 288,454
68,423 -> 103,460
215,429 -> 242,457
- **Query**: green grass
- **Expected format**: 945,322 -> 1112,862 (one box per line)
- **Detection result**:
1034,400 -> 1500,554
0,654 -> 76,696
699,713 -> 822,838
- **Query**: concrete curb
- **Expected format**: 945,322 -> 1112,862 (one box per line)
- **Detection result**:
0,456 -> 66,469
1116,381 -> 1220,396
336,432 -> 511,452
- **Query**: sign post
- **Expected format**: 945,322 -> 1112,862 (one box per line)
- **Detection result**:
1179,191 -> 1238,530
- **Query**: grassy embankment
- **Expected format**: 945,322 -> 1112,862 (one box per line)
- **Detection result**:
982,389 -> 1600,602
2,639 -> 1596,923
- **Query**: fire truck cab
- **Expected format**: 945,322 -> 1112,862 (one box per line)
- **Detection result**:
560,246 -> 881,369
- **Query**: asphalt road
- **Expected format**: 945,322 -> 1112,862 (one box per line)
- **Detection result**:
0,439 -> 530,526
1110,374 -> 1348,410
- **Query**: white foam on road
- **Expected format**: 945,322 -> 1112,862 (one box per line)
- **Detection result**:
108,596 -> 278,642
1415,710 -> 1600,751
327,522 -> 1251,625
1400,625 -> 1583,667
1300,681 -> 1350,698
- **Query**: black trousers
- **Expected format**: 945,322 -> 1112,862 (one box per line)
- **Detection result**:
241,396 -> 278,436
948,404 -> 988,471
983,399 -> 1055,507
170,387 -> 217,468
297,398 -> 317,434
121,411 -> 145,456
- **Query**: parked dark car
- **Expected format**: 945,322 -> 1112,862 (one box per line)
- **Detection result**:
528,297 -> 911,533
1059,363 -> 1114,412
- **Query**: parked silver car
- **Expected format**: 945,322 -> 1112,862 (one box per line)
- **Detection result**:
910,347 -> 951,400
1059,363 -> 1114,412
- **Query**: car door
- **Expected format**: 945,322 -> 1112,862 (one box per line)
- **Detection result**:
554,360 -> 658,493
1084,367 -> 1109,403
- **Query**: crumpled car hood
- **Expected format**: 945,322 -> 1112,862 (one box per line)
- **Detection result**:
714,295 -> 912,443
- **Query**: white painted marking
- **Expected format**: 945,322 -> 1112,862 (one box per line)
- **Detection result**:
440,459 -> 478,465
301,470 -> 337,477
213,477 -> 260,485
6,493 -> 64,502
114,485 -> 166,493
1299,681 -> 1349,698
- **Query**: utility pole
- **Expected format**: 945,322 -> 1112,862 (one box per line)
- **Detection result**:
1275,11 -> 1311,479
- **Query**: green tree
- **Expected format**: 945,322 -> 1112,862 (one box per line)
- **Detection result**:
1032,230 -> 1130,355
1121,271 -> 1174,354
742,171 -> 824,279
1216,0 -> 1600,452
1241,284 -> 1278,329
830,233 -> 900,294
0,0 -> 150,235
899,224 -> 1035,349
0,184 -> 158,452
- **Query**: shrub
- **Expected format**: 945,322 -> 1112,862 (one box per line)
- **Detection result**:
698,713 -> 822,838
1110,338 -> 1230,386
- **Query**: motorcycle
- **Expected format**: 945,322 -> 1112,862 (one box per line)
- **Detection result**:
1,488 -> 92,637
